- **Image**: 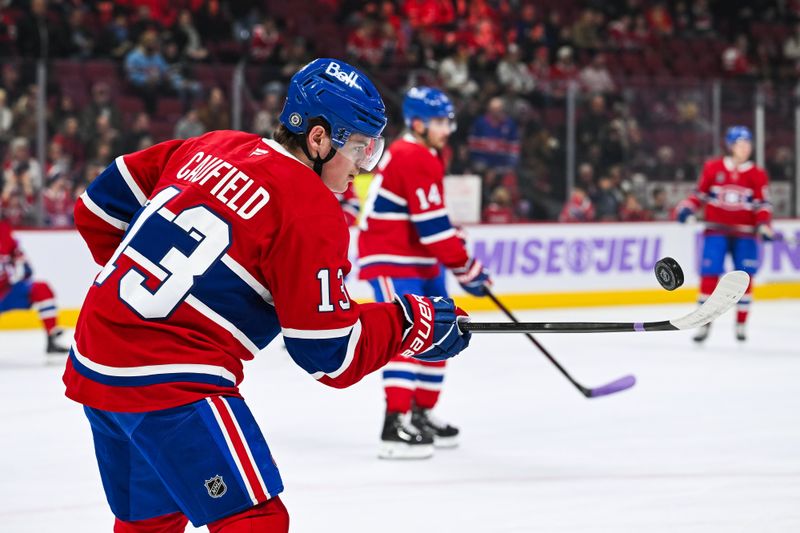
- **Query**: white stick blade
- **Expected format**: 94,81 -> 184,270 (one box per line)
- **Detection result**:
670,270 -> 750,330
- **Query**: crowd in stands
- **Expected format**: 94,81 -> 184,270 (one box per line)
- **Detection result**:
0,0 -> 798,227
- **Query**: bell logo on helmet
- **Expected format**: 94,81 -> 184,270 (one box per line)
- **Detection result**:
289,112 -> 303,127
325,62 -> 363,90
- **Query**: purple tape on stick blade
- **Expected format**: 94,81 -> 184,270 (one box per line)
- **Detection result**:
589,375 -> 637,397
634,322 -> 645,332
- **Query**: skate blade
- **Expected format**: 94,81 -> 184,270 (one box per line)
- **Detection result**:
433,435 -> 459,449
378,441 -> 434,460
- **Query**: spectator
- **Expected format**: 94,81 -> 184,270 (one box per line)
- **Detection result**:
88,115 -> 121,161
722,34 -> 753,76
51,117 -> 85,169
468,97 -> 520,172
252,84 -> 284,138
572,9 -> 601,50
42,177 -> 74,228
439,45 -> 479,97
649,186 -> 671,221
577,94 -> 609,151
15,0 -> 65,58
172,9 -> 208,62
619,192 -> 651,221
45,140 -> 72,184
482,186 -> 516,223
125,29 -> 171,114
591,176 -> 621,220
646,2 -> 674,37
576,162 -> 597,197
783,23 -> 800,65
549,46 -> 579,98
2,138 -> 40,225
197,87 -> 231,131
64,8 -> 94,59
559,187 -> 595,222
97,10 -> 134,59
80,82 -> 123,145
347,17 -> 385,67
250,17 -> 282,63
497,43 -> 535,95
120,112 -> 152,154
579,54 -> 616,94
173,109 -> 206,139
0,89 -> 12,142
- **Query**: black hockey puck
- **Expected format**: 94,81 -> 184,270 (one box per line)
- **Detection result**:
654,257 -> 684,291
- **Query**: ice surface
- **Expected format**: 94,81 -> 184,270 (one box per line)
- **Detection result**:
1,301 -> 799,532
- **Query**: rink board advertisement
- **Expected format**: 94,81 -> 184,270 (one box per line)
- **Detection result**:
2,221 -> 800,328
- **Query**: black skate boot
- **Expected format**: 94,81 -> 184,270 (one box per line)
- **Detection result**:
735,323 -> 747,342
379,411 -> 434,459
46,328 -> 70,354
411,407 -> 459,448
693,323 -> 711,343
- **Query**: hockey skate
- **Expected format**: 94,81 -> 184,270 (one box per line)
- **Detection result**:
411,407 -> 459,448
379,411 -> 434,460
46,328 -> 70,355
693,323 -> 711,343
735,323 -> 747,342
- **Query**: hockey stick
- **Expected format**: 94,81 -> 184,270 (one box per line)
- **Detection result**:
484,287 -> 635,398
461,270 -> 749,334
700,222 -> 798,246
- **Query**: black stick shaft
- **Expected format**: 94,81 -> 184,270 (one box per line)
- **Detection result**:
461,320 -> 675,333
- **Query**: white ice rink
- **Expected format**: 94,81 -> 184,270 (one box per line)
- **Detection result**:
1,301 -> 799,533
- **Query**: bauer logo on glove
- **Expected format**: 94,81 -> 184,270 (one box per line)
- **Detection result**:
396,294 -> 471,362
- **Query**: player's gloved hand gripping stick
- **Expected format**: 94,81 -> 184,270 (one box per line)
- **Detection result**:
396,294 -> 471,362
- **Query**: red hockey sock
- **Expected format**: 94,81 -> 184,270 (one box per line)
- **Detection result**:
698,275 -> 719,304
208,496 -> 289,533
413,360 -> 446,409
114,511 -> 188,532
385,386 -> 413,413
737,279 -> 754,324
29,281 -> 57,334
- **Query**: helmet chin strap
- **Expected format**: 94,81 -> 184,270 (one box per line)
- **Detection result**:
300,138 -> 337,176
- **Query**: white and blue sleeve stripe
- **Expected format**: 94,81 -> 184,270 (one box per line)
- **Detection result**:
281,321 -> 362,380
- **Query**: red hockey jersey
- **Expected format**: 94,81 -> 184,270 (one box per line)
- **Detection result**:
0,220 -> 29,298
335,182 -> 360,227
677,156 -> 772,233
63,131 -> 406,412
357,134 -> 468,280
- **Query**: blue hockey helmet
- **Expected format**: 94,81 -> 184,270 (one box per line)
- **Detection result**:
725,125 -> 753,146
402,86 -> 455,130
279,58 -> 387,170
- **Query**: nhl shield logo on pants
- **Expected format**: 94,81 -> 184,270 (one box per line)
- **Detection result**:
205,475 -> 227,498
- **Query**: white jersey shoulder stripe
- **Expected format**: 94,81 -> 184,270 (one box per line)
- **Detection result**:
419,228 -> 457,245
378,188 -> 408,206
80,191 -> 129,231
368,211 -> 411,221
358,254 -> 438,266
410,208 -> 449,222
115,155 -> 148,206
72,343 -> 237,384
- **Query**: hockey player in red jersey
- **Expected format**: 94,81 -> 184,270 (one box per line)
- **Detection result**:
358,87 -> 491,459
0,217 -> 69,353
675,126 -> 773,342
63,59 -> 472,532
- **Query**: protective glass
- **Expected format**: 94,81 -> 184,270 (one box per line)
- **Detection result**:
338,135 -> 385,171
